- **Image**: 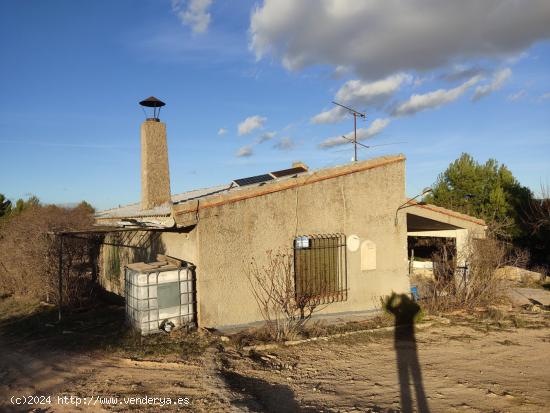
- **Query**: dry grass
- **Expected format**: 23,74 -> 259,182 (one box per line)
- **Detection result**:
0,294 -> 213,361
228,313 -> 396,350
0,294 -> 43,323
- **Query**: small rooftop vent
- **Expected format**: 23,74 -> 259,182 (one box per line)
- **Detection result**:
233,173 -> 274,187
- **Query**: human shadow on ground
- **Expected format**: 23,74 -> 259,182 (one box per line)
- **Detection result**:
385,293 -> 430,413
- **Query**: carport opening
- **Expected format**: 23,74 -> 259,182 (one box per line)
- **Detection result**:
408,237 -> 457,282
406,212 -> 465,283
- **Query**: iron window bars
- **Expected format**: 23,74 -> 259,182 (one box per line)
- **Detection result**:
293,233 -> 348,305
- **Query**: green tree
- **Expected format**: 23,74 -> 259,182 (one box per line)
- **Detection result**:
14,196 -> 40,214
424,153 -> 532,240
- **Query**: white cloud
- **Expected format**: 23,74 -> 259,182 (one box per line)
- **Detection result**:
539,92 -> 550,101
250,1 -> 550,79
273,137 -> 295,150
311,73 -> 411,124
236,145 -> 253,157
393,76 -> 480,117
332,65 -> 350,79
217,127 -> 227,135
335,73 -> 412,104
507,90 -> 526,102
172,0 -> 213,34
441,65 -> 486,82
472,68 -> 512,101
311,106 -> 347,124
258,131 -> 276,143
319,118 -> 390,148
238,115 -> 266,135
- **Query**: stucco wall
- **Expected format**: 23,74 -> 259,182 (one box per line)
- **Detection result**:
194,159 -> 409,328
99,228 -> 198,295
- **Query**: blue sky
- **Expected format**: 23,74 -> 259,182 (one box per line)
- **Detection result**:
1,0 -> 549,210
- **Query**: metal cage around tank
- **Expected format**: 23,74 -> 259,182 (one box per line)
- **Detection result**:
124,264 -> 197,335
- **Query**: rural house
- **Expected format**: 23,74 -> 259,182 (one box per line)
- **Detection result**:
96,98 -> 486,331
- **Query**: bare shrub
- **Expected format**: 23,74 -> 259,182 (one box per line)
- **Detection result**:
419,237 -> 525,314
531,265 -> 548,281
246,249 -> 324,341
525,184 -> 550,234
0,203 -> 96,307
523,184 -> 550,267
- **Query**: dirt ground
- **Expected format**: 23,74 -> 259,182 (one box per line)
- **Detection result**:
220,313 -> 550,413
0,300 -> 549,412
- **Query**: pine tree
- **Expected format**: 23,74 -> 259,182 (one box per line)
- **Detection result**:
424,153 -> 532,240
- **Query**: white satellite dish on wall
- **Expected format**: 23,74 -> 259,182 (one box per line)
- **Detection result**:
347,234 -> 360,252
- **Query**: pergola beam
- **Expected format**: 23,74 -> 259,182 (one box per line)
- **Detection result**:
51,225 -> 175,322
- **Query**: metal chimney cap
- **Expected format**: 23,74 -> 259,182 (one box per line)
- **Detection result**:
139,96 -> 166,108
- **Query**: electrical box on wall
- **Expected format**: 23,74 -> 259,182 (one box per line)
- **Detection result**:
361,240 -> 377,271
294,236 -> 310,249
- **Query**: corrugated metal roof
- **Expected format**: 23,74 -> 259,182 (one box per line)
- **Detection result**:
96,165 -> 312,220
95,184 -> 230,219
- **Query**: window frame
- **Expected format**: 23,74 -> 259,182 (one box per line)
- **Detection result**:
293,233 -> 348,305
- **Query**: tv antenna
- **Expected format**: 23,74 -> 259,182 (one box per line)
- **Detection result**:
332,101 -> 366,162
337,135 -> 407,155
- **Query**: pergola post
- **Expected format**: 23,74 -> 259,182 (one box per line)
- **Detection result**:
58,234 -> 64,322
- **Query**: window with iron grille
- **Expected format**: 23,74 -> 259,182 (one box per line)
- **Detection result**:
293,234 -> 347,305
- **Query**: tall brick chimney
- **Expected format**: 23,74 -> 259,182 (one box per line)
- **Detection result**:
139,97 -> 171,210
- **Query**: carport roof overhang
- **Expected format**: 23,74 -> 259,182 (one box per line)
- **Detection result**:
407,214 -> 461,232
405,203 -> 486,234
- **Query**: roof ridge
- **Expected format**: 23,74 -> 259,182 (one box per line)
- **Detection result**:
174,154 -> 406,215
97,154 -> 406,219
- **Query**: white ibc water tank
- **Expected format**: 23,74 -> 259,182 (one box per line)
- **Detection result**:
125,261 -> 195,335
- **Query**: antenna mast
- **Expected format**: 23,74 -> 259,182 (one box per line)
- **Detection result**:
332,101 -> 366,162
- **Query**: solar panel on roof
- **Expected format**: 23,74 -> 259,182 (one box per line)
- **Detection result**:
233,174 -> 275,187
270,166 -> 308,178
